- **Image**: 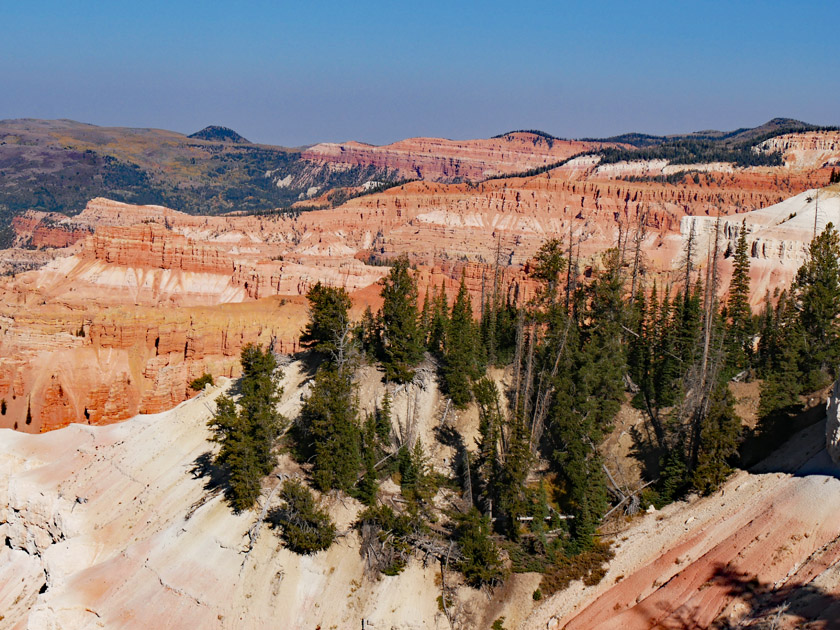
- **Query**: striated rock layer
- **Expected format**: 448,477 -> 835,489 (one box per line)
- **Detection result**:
525,420 -> 840,630
301,131 -> 621,182
2,132 -> 839,431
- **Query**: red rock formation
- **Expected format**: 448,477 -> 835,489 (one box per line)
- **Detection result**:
3,132 -> 839,432
301,132 -> 621,182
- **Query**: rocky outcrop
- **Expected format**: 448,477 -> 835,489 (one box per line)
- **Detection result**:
10,211 -> 92,249
681,188 -> 840,305
0,373 -> 537,630
758,131 -> 840,168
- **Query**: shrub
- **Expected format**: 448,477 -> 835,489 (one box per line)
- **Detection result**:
356,504 -> 417,576
539,541 -> 614,597
190,373 -> 214,391
270,480 -> 336,554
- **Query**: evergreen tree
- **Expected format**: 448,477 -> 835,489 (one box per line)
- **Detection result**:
756,292 -> 777,375
300,282 -> 352,355
793,223 -> 840,388
272,479 -> 336,554
726,220 -> 753,371
442,275 -> 483,407
375,389 -> 393,444
474,377 -> 531,535
397,439 -> 432,504
379,256 -> 425,382
427,282 -> 449,357
208,344 -> 284,512
691,379 -> 742,494
455,508 -> 505,586
481,293 -> 518,366
357,305 -> 382,359
545,255 -> 626,547
758,292 -> 806,428
298,364 -> 361,492
652,287 -> 680,413
356,413 -> 380,506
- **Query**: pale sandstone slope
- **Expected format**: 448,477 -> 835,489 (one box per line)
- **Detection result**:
0,361 -> 538,630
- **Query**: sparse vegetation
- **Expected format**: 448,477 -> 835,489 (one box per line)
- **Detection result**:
207,344 -> 284,512
189,373 -> 214,391
269,479 -> 336,554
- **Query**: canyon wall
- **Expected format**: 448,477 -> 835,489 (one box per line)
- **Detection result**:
2,132 -> 839,432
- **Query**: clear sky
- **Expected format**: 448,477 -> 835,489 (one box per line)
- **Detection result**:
2,1 -> 838,146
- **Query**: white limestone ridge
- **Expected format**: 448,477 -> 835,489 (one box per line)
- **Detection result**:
681,187 -> 840,267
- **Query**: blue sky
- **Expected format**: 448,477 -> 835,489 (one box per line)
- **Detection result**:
2,1 -> 838,145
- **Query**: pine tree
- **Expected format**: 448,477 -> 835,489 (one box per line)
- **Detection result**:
357,305 -> 381,359
356,413 -> 380,506
691,379 -> 742,495
530,238 -> 566,306
442,275 -> 483,407
726,220 -> 753,372
546,278 -> 625,546
758,292 -> 806,429
208,344 -> 284,512
300,282 -> 352,355
379,256 -> 425,382
793,223 -> 840,388
455,508 -> 505,587
427,282 -> 449,357
298,364 -> 361,492
272,480 -> 336,554
375,389 -> 393,444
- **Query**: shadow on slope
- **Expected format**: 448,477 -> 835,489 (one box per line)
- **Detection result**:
665,564 -> 840,630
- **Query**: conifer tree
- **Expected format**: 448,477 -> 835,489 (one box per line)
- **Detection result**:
298,364 -> 361,492
442,276 -> 483,407
758,292 -> 806,426
726,220 -> 753,371
375,389 -> 393,444
272,479 -> 336,554
208,344 -> 284,512
793,223 -> 840,388
356,413 -> 380,506
358,305 -> 381,359
427,282 -> 449,357
691,379 -> 741,494
300,282 -> 352,355
379,256 -> 425,382
455,508 -> 505,586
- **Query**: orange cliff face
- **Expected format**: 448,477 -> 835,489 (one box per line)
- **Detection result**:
2,131 -> 838,432
0,299 -> 316,433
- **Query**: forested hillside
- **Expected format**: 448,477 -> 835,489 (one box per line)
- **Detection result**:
207,218 -> 840,603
